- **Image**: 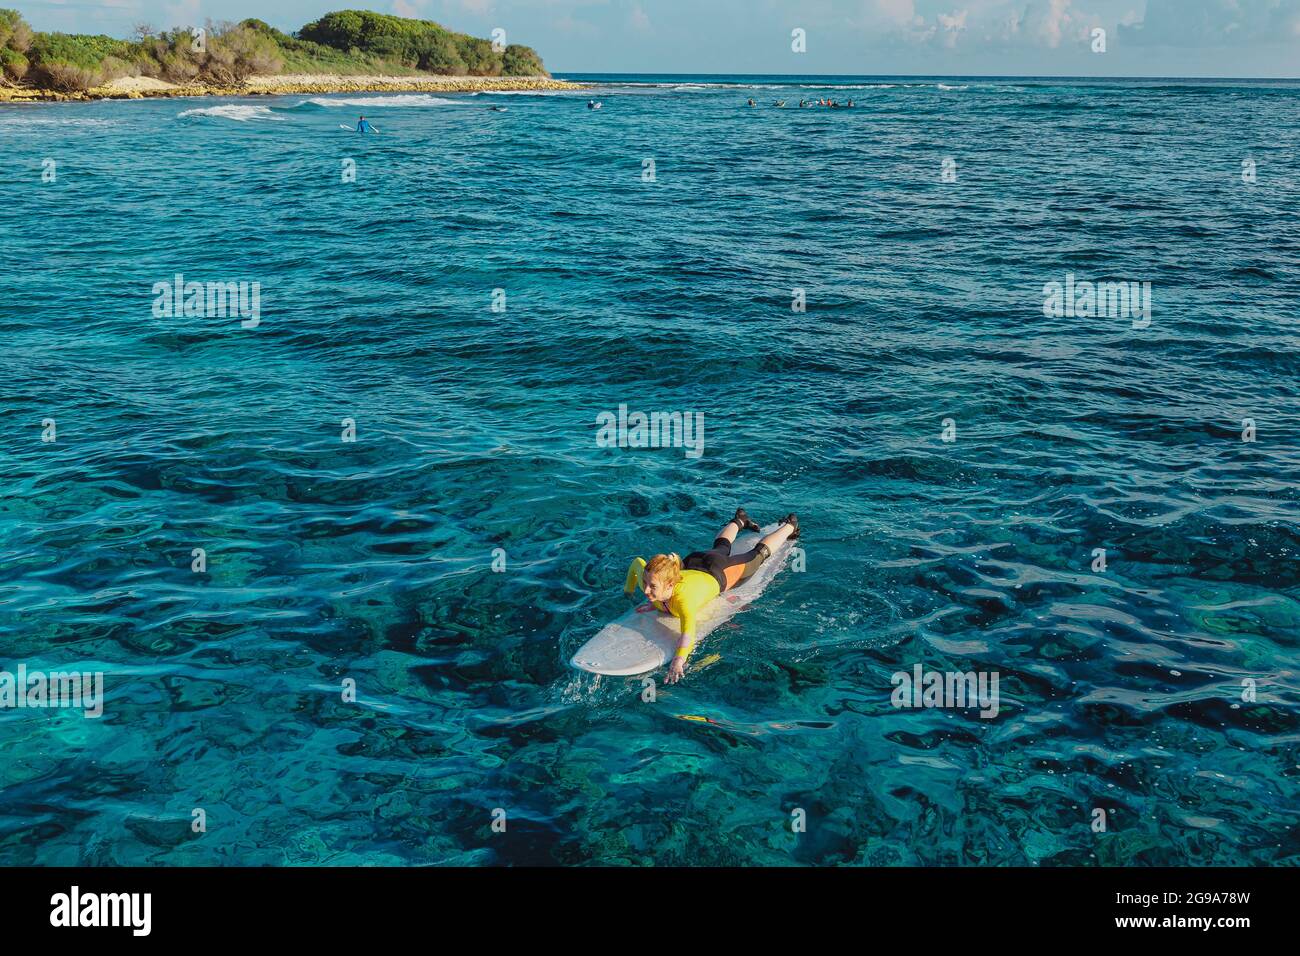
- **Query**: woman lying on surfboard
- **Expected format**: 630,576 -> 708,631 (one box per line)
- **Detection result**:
625,509 -> 799,684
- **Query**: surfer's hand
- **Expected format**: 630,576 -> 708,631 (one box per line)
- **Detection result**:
665,658 -> 686,684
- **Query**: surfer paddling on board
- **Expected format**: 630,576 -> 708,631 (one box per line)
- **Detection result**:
625,509 -> 799,684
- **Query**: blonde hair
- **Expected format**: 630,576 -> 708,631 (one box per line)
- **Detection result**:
644,553 -> 683,589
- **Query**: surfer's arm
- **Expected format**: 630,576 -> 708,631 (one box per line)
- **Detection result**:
674,612 -> 696,657
624,557 -> 646,595
664,607 -> 696,683
666,627 -> 693,683
674,596 -> 699,654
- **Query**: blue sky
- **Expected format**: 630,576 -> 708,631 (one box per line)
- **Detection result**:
16,0 -> 1300,76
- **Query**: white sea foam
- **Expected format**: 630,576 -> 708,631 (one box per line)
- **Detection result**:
178,104 -> 283,121
630,81 -> 783,91
472,89 -> 569,96
0,116 -> 119,128
302,94 -> 466,107
796,83 -> 904,90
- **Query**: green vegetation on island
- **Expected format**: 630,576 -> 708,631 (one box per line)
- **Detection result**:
0,7 -> 549,93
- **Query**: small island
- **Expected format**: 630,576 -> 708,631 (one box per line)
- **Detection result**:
0,8 -> 581,102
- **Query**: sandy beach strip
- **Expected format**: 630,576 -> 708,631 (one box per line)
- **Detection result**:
1,73 -> 584,103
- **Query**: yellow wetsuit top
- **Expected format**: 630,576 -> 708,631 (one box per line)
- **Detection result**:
656,570 -> 720,644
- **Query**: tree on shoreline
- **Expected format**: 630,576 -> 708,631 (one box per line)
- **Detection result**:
0,7 -> 548,93
0,8 -> 33,84
295,10 -> 545,76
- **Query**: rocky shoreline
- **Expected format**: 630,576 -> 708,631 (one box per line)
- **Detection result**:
0,74 -> 584,103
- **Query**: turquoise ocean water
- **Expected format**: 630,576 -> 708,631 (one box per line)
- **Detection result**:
0,75 -> 1297,865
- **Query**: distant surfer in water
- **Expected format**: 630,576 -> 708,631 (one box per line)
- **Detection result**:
355,115 -> 376,134
626,509 -> 800,684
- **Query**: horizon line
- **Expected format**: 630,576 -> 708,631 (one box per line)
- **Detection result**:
552,71 -> 1300,82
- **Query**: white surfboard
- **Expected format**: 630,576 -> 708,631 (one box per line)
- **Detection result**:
570,525 -> 796,676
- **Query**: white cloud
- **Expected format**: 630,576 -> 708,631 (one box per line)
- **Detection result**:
851,0 -> 1110,49
1119,0 -> 1300,46
1019,0 -> 1097,48
873,0 -> 918,24
936,9 -> 969,46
